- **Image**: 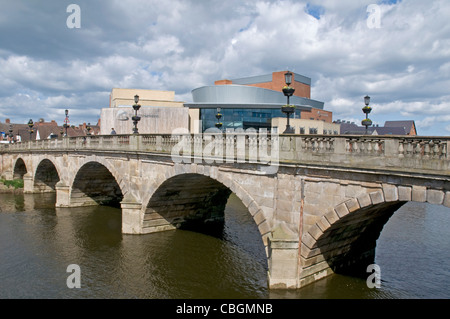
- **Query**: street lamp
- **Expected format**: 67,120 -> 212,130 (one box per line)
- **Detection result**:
64,109 -> 69,137
28,119 -> 34,141
281,71 -> 295,134
215,107 -> 223,130
9,124 -> 13,144
132,94 -> 141,134
86,123 -> 92,136
361,95 -> 372,135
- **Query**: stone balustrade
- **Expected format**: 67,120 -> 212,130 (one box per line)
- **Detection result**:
278,135 -> 450,172
2,134 -> 449,173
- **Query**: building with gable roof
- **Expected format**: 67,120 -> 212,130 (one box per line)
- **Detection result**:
384,120 -> 417,135
337,120 -> 417,136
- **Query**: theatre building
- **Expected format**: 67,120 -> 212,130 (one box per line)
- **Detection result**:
184,70 -> 335,133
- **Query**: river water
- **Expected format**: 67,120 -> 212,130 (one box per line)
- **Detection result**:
0,192 -> 449,299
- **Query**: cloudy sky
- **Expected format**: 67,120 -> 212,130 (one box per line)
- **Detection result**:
0,0 -> 449,135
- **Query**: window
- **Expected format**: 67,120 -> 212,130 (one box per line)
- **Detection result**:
299,127 -> 305,134
201,107 -> 289,132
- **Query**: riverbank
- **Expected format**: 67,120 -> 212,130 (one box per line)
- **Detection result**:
0,179 -> 24,194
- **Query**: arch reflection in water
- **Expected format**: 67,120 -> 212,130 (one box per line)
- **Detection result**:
0,192 -> 269,298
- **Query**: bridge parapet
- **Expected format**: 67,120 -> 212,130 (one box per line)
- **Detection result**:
1,134 -> 449,173
279,135 -> 449,172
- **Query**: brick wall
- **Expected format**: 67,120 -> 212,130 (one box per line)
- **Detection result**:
214,71 -> 311,98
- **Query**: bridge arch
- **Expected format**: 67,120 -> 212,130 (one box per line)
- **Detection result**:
33,158 -> 61,192
70,160 -> 125,207
142,164 -> 271,256
300,186 -> 450,286
13,157 -> 28,180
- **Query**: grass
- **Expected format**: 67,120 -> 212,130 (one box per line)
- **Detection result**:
0,179 -> 24,189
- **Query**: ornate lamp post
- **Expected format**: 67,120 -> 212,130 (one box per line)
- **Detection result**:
281,71 -> 295,134
132,94 -> 141,134
361,95 -> 372,135
28,119 -> 34,141
215,107 -> 223,130
8,125 -> 13,144
86,123 -> 92,136
64,109 -> 69,137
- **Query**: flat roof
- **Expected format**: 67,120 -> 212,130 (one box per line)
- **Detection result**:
229,72 -> 312,86
183,103 -> 313,111
189,85 -> 324,109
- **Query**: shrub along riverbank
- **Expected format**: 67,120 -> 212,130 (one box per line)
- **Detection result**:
0,179 -> 24,193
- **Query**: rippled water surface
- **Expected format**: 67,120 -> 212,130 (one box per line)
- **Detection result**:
0,193 -> 449,299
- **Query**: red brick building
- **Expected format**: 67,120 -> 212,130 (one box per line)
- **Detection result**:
215,70 -> 312,99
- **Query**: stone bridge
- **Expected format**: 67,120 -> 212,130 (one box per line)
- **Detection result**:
1,133 -> 449,289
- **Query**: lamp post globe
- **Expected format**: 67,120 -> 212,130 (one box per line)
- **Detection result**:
284,71 -> 292,86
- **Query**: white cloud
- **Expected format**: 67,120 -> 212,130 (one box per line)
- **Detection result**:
446,125 -> 450,133
0,0 -> 449,136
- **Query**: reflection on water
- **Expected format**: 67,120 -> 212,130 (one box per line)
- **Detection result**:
0,193 -> 449,299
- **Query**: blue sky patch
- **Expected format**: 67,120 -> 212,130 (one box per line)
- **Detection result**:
379,0 -> 401,4
305,3 -> 325,19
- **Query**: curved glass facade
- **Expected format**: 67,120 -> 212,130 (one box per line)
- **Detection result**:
200,107 -> 301,132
